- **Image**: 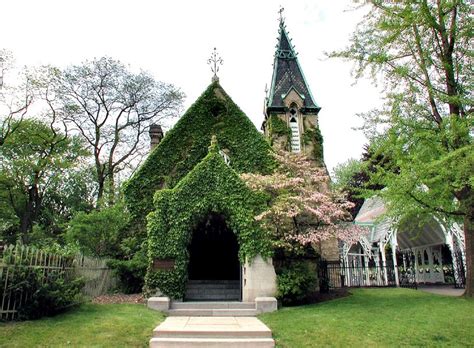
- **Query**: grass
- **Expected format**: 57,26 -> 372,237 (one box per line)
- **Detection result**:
0,303 -> 164,348
260,288 -> 474,347
1,289 -> 472,347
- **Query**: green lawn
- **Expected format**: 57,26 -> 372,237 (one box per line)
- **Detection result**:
1,289 -> 472,347
0,303 -> 164,348
260,288 -> 474,347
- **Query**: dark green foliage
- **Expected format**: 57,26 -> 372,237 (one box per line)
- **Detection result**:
268,115 -> 291,139
5,268 -> 84,321
276,260 -> 317,305
145,145 -> 271,299
302,127 -> 324,164
65,204 -> 129,258
0,119 -> 88,243
107,249 -> 147,294
123,82 -> 275,226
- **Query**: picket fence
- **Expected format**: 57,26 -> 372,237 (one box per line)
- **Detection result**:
0,244 -> 116,320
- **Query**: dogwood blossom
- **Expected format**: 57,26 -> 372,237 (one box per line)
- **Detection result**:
241,151 -> 367,251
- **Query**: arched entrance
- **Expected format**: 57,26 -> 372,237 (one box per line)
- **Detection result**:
186,213 -> 240,301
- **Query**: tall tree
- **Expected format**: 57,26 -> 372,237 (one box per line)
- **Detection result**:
0,49 -> 34,146
52,57 -> 184,206
333,0 -> 473,296
0,119 -> 87,243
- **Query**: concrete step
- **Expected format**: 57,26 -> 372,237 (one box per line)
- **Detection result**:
187,280 -> 240,284
167,309 -> 258,317
150,316 -> 275,347
186,288 -> 240,295
186,283 -> 240,290
171,302 -> 255,310
150,337 -> 275,347
184,295 -> 240,301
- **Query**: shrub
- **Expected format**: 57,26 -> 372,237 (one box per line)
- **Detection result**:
276,260 -> 317,305
66,204 -> 129,258
6,268 -> 84,320
107,250 -> 147,294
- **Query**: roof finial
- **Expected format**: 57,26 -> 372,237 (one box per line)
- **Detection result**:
278,6 -> 285,26
208,47 -> 223,83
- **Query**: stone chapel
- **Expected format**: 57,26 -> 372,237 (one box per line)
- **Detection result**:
124,16 -> 335,304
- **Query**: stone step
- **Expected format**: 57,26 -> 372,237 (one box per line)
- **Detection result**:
186,289 -> 240,297
186,284 -> 240,290
167,309 -> 258,317
150,337 -> 275,347
184,295 -> 240,301
150,316 -> 275,347
187,280 -> 240,284
171,302 -> 255,310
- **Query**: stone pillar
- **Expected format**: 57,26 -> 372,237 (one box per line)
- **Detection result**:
242,255 -> 277,302
149,124 -> 164,150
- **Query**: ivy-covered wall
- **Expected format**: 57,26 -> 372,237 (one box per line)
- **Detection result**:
266,112 -> 324,165
302,127 -> 324,166
123,81 -> 275,226
145,145 -> 271,299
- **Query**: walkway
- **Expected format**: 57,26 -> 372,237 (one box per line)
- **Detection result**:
150,316 -> 275,347
418,284 -> 464,297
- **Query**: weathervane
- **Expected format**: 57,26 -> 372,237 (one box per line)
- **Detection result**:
278,6 -> 285,24
208,47 -> 223,82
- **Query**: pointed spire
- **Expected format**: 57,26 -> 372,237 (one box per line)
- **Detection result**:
265,9 -> 320,113
275,7 -> 297,60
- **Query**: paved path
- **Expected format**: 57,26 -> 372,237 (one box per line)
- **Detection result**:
418,285 -> 464,297
150,316 -> 275,347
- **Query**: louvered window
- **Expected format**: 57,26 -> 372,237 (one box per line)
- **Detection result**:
289,107 -> 300,153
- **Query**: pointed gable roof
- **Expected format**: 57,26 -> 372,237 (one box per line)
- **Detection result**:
267,19 -> 320,113
124,81 -> 275,221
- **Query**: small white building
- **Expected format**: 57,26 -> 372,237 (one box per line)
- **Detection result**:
342,196 -> 466,288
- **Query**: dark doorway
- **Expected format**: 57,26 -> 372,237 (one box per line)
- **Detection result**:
188,213 -> 240,280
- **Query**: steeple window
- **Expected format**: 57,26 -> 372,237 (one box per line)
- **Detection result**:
289,106 -> 301,153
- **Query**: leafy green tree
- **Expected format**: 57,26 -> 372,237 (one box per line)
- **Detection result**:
0,49 -> 33,146
331,158 -> 365,218
51,57 -> 184,206
333,0 -> 473,296
0,119 -> 87,243
65,203 -> 129,258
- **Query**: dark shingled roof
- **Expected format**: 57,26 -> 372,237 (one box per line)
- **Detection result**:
267,21 -> 320,113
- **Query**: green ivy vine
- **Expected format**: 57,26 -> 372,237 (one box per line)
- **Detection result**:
302,127 -> 324,165
123,81 -> 275,229
145,144 -> 271,299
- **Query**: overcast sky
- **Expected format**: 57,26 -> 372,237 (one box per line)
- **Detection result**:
2,0 -> 383,173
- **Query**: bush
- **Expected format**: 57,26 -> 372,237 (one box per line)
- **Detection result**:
107,250 -> 147,294
66,204 -> 129,258
6,268 -> 84,320
276,260 -> 317,305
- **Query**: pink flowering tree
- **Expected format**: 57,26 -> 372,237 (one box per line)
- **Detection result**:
241,151 -> 367,253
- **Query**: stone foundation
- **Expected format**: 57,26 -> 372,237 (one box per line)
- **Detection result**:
242,255 -> 277,302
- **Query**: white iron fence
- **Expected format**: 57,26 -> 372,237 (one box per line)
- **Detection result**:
0,244 -> 117,320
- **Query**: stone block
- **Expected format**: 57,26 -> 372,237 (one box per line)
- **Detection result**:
148,296 -> 170,311
242,255 -> 277,302
255,297 -> 278,313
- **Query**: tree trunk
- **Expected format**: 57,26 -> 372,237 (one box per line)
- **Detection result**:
18,185 -> 40,243
107,171 -> 115,206
97,177 -> 105,208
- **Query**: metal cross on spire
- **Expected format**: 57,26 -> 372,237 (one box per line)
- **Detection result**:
207,47 -> 223,82
278,6 -> 285,25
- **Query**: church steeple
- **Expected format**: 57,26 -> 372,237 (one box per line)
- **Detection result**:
266,14 -> 320,114
263,10 -> 324,165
